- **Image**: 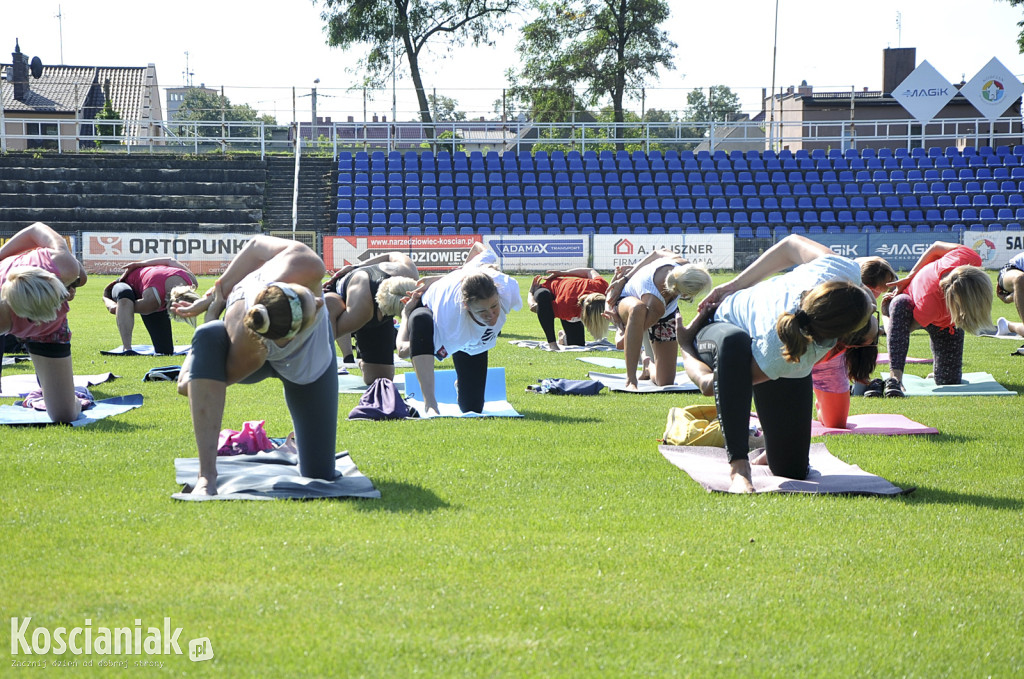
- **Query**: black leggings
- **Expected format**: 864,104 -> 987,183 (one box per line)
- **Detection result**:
534,287 -> 585,346
408,306 -> 490,413
887,294 -> 965,385
141,311 -> 175,355
696,322 -> 812,480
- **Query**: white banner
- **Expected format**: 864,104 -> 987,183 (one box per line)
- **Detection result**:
592,233 -> 733,271
483,234 -> 590,273
82,232 -> 255,275
893,60 -> 955,123
966,229 -> 1024,270
959,57 -> 1024,122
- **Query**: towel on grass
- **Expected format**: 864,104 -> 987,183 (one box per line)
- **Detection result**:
977,328 -> 1024,340
884,371 -> 1016,396
509,338 -> 620,352
172,444 -> 380,501
403,367 -> 522,418
749,412 -> 939,436
587,371 -> 699,393
0,372 -> 119,399
577,355 -> 685,370
0,394 -> 143,427
659,442 -> 911,495
1,355 -> 30,366
101,344 -> 190,356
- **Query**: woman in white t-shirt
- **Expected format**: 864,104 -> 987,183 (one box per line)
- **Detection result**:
172,236 -> 337,496
683,235 -> 875,493
397,243 -> 522,415
604,250 -> 712,390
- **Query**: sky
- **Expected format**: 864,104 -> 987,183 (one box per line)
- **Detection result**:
3,0 -> 1024,123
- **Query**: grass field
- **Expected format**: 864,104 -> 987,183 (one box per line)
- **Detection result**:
3,273 -> 1023,677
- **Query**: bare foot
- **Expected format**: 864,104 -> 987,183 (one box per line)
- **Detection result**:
729,460 -> 755,493
544,342 -> 559,351
190,475 -> 218,496
638,356 -> 651,381
557,330 -> 566,345
750,450 -> 768,466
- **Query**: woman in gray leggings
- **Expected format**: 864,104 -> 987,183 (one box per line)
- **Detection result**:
173,236 -> 338,496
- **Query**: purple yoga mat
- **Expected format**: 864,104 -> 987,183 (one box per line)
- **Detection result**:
748,412 -> 938,436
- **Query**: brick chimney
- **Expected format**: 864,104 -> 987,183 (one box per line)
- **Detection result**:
883,47 -> 916,95
11,39 -> 30,102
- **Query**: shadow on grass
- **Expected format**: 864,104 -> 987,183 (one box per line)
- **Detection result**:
352,480 -> 451,514
897,486 -> 1023,510
507,408 -> 604,424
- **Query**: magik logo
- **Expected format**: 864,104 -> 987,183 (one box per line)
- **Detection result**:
900,87 -> 949,97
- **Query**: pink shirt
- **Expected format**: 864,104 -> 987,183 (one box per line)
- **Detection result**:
0,248 -> 70,341
906,246 -> 982,330
123,265 -> 196,312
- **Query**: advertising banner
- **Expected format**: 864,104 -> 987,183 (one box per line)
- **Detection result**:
864,232 -> 959,272
805,233 -> 871,259
323,234 -> 481,272
483,235 -> 589,272
965,229 -> 1023,270
892,60 -> 955,123
592,233 -> 734,271
81,232 -> 254,275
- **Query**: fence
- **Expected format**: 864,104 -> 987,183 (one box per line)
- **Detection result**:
3,115 -> 1022,160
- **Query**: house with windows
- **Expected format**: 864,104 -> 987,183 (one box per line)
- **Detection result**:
0,40 -> 163,151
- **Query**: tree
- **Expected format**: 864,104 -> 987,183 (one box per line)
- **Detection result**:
511,0 -> 675,141
318,0 -> 519,129
1005,0 -> 1024,51
94,79 -> 123,143
680,85 -> 742,144
427,93 -> 467,122
172,89 -> 276,138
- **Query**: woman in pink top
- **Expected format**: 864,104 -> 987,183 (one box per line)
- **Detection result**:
0,222 -> 88,423
881,243 -> 993,396
102,258 -> 198,355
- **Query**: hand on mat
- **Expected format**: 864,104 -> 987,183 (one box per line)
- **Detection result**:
729,459 -> 755,493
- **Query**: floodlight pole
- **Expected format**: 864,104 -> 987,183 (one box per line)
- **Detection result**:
769,0 -> 779,150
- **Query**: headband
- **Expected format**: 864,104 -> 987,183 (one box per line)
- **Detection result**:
267,282 -> 304,340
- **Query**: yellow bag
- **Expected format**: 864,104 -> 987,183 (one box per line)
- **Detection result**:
662,404 -> 724,447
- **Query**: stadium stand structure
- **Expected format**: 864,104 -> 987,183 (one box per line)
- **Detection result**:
0,154 -> 266,235
333,147 -> 1024,237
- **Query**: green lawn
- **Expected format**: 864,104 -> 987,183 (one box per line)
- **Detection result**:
2,273 -> 1023,677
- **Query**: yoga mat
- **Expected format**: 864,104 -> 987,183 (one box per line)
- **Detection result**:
0,372 -> 119,399
102,344 -> 190,356
0,394 -> 143,427
339,372 -> 405,394
659,442 -> 910,495
577,355 -> 685,370
977,329 -> 1023,340
750,412 -> 939,436
508,338 -> 620,352
875,353 -> 932,365
883,371 -> 1017,397
587,371 -> 699,393
172,446 -> 380,501
1,355 -> 30,366
403,367 -> 522,418
337,355 -> 413,369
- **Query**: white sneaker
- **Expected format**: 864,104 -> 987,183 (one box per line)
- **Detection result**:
997,317 -> 1011,336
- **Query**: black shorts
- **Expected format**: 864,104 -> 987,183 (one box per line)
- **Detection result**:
354,319 -> 397,365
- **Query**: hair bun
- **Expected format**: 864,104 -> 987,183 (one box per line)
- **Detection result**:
250,304 -> 271,334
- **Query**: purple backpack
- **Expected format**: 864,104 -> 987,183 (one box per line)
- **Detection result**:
348,378 -> 415,420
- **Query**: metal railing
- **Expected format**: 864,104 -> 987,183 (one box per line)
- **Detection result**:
2,114 -> 1021,159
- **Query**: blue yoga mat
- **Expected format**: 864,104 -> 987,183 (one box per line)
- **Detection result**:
883,371 -> 1017,397
403,367 -> 522,418
0,394 -> 143,426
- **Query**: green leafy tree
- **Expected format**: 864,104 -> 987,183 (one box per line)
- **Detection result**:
173,89 -> 276,138
427,94 -> 467,122
94,80 -> 123,143
1005,0 -> 1024,50
511,0 -> 675,142
680,85 -> 742,145
318,0 -> 519,128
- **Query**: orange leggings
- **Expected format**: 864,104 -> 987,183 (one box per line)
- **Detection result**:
814,388 -> 850,429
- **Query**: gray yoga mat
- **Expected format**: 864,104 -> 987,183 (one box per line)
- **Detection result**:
659,442 -> 911,496
0,372 -> 119,399
508,338 -> 620,352
587,371 -> 699,393
173,446 -> 380,501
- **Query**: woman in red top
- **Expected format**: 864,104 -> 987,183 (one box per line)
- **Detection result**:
882,243 -> 993,396
527,268 -> 609,351
102,257 -> 199,355
0,222 -> 88,423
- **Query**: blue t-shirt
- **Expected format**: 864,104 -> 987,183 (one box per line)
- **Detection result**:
713,255 -> 862,380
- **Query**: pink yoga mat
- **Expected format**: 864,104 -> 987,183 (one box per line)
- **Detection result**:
750,413 -> 938,436
876,353 -> 932,365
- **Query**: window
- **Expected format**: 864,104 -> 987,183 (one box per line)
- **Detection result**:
26,121 -> 59,150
